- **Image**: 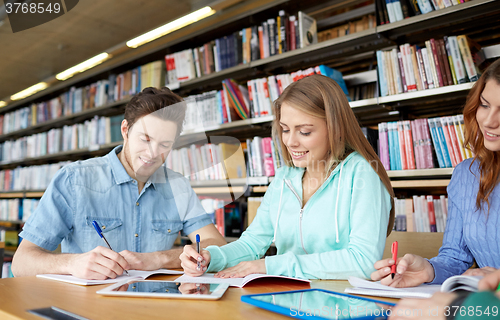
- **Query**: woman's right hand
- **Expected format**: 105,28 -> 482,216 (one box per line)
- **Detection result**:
179,245 -> 211,277
371,254 -> 435,287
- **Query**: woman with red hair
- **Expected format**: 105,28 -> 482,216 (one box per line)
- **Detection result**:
371,58 -> 500,291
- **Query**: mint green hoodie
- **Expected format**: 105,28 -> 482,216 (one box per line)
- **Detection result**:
206,152 -> 391,279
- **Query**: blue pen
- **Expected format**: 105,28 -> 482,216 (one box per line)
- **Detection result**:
91,220 -> 129,276
196,234 -> 201,270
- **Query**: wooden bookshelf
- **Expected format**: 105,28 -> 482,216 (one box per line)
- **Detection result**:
391,179 -> 450,188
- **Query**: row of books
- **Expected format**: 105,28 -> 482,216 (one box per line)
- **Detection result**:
377,35 -> 483,97
164,11 -> 317,86
165,142 -> 247,181
245,136 -> 285,178
376,0 -> 470,25
200,198 -> 245,237
0,115 -> 123,163
0,61 -> 161,136
183,65 -> 350,130
318,14 -> 376,42
393,195 -> 448,232
0,198 -> 39,223
0,161 -> 69,192
378,115 -> 472,170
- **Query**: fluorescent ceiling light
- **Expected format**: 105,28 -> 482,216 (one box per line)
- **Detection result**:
0,101 -> 6,108
388,111 -> 400,115
11,82 -> 49,101
56,53 -> 111,81
126,6 -> 216,48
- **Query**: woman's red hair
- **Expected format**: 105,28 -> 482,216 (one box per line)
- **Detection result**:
463,58 -> 500,213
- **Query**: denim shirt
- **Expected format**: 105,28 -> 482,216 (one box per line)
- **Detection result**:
428,158 -> 500,284
20,146 -> 213,254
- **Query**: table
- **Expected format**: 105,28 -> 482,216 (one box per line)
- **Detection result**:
0,275 -> 397,319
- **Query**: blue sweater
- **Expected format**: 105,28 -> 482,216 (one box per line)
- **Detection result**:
206,152 -> 392,279
429,158 -> 500,284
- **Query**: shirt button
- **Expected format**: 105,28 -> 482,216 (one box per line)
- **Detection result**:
134,233 -> 138,237
102,226 -> 106,230
167,229 -> 171,233
136,202 -> 139,206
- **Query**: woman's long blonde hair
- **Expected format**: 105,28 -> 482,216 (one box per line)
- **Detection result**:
272,74 -> 395,236
463,58 -> 500,213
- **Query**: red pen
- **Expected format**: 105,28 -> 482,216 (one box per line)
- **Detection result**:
391,241 -> 398,279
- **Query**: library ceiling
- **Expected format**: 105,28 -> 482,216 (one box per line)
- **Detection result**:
0,0 -> 213,101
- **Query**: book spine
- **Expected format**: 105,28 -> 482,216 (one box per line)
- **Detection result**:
398,121 -> 408,170
404,120 -> 416,169
457,35 -> 478,82
448,36 -> 467,84
416,48 -> 429,90
438,39 -> 453,86
430,39 -> 444,87
398,51 -> 408,92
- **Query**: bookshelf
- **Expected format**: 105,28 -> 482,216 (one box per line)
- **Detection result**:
0,0 -> 499,240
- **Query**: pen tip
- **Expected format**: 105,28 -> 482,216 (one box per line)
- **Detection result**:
196,234 -> 200,242
391,273 -> 395,280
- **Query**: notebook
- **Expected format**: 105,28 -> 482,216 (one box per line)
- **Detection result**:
174,273 -> 311,288
37,269 -> 184,286
345,275 -> 483,299
345,276 -> 441,299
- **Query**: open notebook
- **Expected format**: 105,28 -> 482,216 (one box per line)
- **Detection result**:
174,273 -> 311,288
345,275 -> 483,299
37,269 -> 184,286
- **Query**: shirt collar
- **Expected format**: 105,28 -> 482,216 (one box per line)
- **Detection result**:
107,145 -> 134,185
107,145 -> 166,189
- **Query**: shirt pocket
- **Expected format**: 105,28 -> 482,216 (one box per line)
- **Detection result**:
151,220 -> 183,236
85,216 -> 123,234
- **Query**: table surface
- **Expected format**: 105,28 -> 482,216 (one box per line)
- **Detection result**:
0,274 -> 398,320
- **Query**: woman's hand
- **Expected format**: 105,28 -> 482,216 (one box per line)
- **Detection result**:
371,254 -> 435,287
179,245 -> 210,277
214,259 -> 266,278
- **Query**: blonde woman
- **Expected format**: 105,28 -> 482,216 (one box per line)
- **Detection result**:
180,74 -> 395,279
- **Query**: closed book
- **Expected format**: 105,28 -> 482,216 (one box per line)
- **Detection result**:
411,120 -> 422,169
397,121 -> 408,170
426,195 -> 437,232
438,39 -> 453,86
434,118 -> 453,167
404,120 -> 416,169
448,36 -> 467,84
416,47 -> 429,90
409,45 -> 423,91
427,118 -> 445,168
446,116 -> 463,164
457,35 -> 484,82
439,117 -> 457,167
429,39 -> 444,87
378,122 -> 390,170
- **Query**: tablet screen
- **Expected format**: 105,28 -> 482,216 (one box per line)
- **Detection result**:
110,280 -> 220,296
249,289 -> 393,319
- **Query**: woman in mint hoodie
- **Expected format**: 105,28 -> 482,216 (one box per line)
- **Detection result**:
180,74 -> 395,279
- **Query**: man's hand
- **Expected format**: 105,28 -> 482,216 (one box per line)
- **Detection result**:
68,246 -> 130,280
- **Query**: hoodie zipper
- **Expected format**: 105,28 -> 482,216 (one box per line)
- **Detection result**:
284,179 -> 309,254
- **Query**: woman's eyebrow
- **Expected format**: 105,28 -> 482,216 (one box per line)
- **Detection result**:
480,95 -> 490,105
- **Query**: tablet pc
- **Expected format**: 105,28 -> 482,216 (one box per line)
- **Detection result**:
96,280 -> 229,300
241,288 -> 396,320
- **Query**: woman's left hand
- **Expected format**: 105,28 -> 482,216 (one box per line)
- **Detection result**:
214,259 -> 266,278
462,266 -> 497,277
389,292 -> 456,320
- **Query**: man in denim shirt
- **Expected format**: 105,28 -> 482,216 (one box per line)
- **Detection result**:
12,87 -> 226,279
